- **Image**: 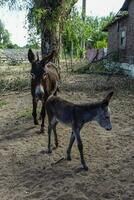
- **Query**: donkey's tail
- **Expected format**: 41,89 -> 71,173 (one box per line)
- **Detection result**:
52,81 -> 60,96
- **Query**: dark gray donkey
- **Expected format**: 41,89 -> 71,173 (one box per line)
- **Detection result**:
45,91 -> 114,170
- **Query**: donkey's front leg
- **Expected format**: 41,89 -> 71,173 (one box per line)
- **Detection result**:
73,128 -> 88,171
67,132 -> 75,161
40,103 -> 46,133
32,98 -> 38,125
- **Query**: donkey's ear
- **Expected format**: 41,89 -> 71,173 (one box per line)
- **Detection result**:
28,49 -> 35,63
103,91 -> 114,106
42,50 -> 56,65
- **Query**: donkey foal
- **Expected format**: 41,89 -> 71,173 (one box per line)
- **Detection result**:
46,92 -> 114,171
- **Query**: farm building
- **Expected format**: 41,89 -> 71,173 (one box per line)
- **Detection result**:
104,0 -> 134,64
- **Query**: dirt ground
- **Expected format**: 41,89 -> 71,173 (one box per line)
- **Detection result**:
0,73 -> 134,200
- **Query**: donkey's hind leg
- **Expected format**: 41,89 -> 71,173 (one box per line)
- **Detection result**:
47,116 -> 57,153
39,100 -> 46,120
67,132 -> 75,161
47,123 -> 53,153
73,128 -> 88,171
53,122 -> 58,149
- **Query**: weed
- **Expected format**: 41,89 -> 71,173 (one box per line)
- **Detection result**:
0,64 -> 31,94
17,106 -> 41,119
74,60 -> 128,76
0,100 -> 7,108
18,108 -> 31,118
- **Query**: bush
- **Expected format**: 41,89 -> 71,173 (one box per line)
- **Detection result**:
7,59 -> 22,66
75,61 -> 126,76
0,43 -> 4,49
96,39 -> 107,49
6,43 -> 15,49
0,77 -> 30,92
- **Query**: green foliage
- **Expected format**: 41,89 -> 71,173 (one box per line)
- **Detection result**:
24,0 -> 78,53
6,43 -> 20,49
27,0 -> 78,32
1,0 -> 79,54
0,99 -> 7,108
0,43 -> 4,48
7,58 -> 22,66
62,8 -> 91,57
99,12 -> 115,30
62,10 -> 115,58
0,0 -> 115,59
26,27 -> 40,49
0,19 -> 13,48
96,39 -> 107,49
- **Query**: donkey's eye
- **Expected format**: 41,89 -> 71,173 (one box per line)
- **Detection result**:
31,73 -> 35,79
105,116 -> 109,119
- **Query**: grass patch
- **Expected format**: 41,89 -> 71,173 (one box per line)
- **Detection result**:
0,100 -> 7,108
17,106 -> 41,119
0,64 -> 30,93
74,62 -> 107,74
0,77 -> 30,93
17,108 -> 32,118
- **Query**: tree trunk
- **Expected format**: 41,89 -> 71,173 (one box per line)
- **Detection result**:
81,0 -> 86,58
40,0 -> 78,62
82,0 -> 86,22
70,41 -> 74,69
41,23 -> 59,55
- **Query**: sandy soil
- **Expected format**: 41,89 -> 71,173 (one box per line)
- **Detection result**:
0,74 -> 134,200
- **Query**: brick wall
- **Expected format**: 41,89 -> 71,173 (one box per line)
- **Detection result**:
126,0 -> 134,63
108,23 -> 118,53
107,0 -> 134,63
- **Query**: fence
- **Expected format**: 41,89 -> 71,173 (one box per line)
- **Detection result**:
0,48 -> 40,65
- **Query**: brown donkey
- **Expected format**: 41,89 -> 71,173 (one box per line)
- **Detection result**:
28,49 -> 60,133
45,92 -> 114,171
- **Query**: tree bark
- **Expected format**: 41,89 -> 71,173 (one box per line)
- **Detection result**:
82,0 -> 86,22
40,0 -> 78,62
81,0 -> 86,57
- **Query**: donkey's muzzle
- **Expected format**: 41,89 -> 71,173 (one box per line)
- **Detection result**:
35,84 -> 44,100
106,127 -> 112,131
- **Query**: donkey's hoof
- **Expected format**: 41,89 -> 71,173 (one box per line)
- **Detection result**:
40,127 -> 44,133
34,121 -> 39,125
55,142 -> 58,148
47,149 -> 52,154
75,165 -> 88,173
83,165 -> 89,171
40,149 -> 52,154
67,156 -> 72,161
52,146 -> 58,150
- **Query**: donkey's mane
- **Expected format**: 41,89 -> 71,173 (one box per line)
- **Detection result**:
51,96 -> 103,108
